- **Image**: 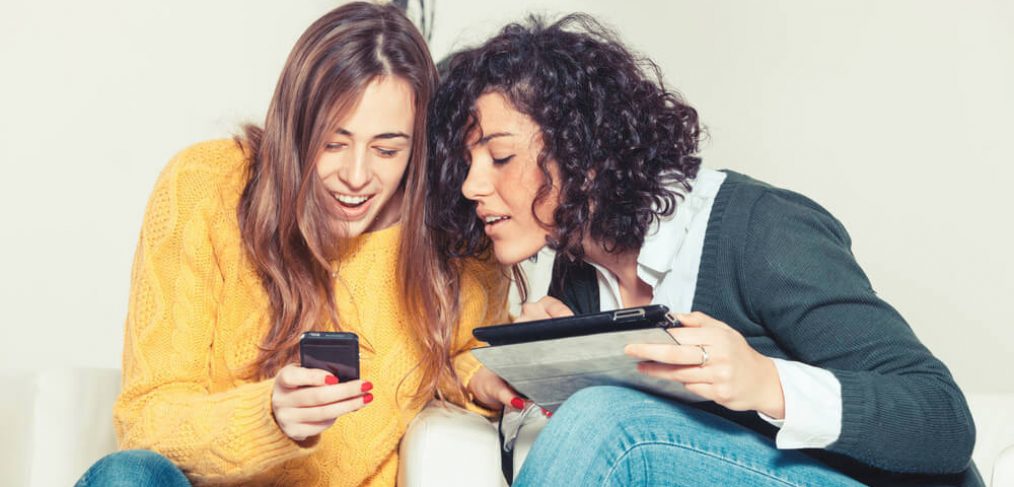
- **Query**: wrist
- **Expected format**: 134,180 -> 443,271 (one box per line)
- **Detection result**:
755,356 -> 785,419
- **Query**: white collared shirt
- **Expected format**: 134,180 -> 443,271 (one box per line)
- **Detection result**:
585,168 -> 842,449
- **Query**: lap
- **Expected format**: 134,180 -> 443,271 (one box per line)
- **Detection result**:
514,386 -> 862,487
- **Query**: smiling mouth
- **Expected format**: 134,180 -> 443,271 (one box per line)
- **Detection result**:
334,193 -> 373,209
483,215 -> 510,226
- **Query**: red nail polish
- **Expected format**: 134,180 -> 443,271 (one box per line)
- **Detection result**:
361,381 -> 373,392
325,375 -> 339,385
511,397 -> 525,409
545,410 -> 553,417
363,393 -> 374,404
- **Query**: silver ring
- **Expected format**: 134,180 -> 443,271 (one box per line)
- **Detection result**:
698,345 -> 709,367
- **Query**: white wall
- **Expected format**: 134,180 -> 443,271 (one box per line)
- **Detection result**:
1,0 -> 1011,394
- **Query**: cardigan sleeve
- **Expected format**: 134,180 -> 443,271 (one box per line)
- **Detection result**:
113,144 -> 313,484
740,190 -> 975,475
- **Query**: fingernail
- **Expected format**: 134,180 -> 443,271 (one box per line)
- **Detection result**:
325,375 -> 339,385
361,381 -> 373,392
542,408 -> 551,417
545,410 -> 553,417
511,397 -> 525,409
363,393 -> 374,404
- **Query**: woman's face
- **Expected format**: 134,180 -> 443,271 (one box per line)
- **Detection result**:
316,76 -> 414,237
462,92 -> 559,265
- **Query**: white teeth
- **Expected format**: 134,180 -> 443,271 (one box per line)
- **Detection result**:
335,194 -> 370,205
484,215 -> 509,224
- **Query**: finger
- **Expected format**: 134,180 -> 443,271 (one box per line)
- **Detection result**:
538,296 -> 574,318
280,380 -> 371,408
291,393 -> 372,423
666,327 -> 720,346
276,364 -> 335,389
495,383 -> 525,410
636,361 -> 711,383
288,423 -> 329,442
624,343 -> 711,366
517,302 -> 552,323
676,312 -> 731,330
306,418 -> 338,429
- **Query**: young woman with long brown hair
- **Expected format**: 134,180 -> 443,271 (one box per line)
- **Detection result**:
74,3 -> 508,486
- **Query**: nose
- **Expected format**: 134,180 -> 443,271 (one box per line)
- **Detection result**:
338,149 -> 370,190
461,158 -> 492,201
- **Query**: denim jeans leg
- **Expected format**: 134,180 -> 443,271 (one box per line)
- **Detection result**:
75,450 -> 190,487
514,386 -> 864,487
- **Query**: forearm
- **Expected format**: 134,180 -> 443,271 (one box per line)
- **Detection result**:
114,379 -> 313,483
829,369 -> 974,474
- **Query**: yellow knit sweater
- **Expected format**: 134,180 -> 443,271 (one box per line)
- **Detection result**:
114,140 -> 509,486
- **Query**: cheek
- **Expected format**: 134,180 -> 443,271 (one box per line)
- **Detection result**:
379,156 -> 411,190
316,152 -> 337,179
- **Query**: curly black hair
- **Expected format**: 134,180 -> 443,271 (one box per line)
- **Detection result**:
427,13 -> 703,264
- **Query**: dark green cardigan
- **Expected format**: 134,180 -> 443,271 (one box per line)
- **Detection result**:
549,171 -> 982,487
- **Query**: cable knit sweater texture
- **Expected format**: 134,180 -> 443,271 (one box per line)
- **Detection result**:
113,139 -> 509,486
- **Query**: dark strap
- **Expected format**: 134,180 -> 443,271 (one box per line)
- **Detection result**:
548,255 -> 599,315
497,408 -> 514,485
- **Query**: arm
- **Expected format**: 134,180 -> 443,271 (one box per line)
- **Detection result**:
448,257 -> 512,415
113,150 -> 311,483
742,190 -> 975,474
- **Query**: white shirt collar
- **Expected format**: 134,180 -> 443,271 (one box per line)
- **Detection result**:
587,168 -> 727,296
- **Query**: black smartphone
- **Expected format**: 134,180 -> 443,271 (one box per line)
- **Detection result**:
299,331 -> 360,382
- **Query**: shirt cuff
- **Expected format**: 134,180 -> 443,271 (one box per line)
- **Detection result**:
757,358 -> 842,449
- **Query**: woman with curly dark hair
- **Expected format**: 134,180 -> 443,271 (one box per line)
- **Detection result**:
428,14 -> 981,487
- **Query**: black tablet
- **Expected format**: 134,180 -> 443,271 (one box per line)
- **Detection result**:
473,304 -> 679,346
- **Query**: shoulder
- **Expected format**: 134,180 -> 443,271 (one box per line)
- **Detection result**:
457,255 -> 510,323
715,170 -> 850,246
149,139 -> 250,217
459,255 -> 509,296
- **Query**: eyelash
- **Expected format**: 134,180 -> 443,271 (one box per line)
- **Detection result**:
324,143 -> 400,158
492,155 -> 514,165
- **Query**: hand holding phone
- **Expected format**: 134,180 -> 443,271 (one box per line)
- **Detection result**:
269,332 -> 370,442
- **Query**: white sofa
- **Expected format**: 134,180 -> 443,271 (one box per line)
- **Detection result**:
1,368 -> 1012,486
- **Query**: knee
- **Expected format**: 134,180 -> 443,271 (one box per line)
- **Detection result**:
77,450 -> 187,486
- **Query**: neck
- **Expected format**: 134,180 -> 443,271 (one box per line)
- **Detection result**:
581,237 -> 652,307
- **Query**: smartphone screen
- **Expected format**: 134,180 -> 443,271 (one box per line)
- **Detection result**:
299,331 -> 360,382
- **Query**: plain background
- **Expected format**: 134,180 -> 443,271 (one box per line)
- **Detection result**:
1,0 -> 1011,394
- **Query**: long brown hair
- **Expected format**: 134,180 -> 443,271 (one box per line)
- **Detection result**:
238,2 -> 463,405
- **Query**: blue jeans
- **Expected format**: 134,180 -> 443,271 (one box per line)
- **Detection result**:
514,386 -> 864,487
75,450 -> 190,487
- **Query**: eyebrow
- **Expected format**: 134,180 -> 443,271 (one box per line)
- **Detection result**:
475,131 -> 514,145
336,128 -> 411,141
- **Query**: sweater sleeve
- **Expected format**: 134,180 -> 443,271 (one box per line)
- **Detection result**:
113,146 -> 313,484
741,190 -> 975,475
450,258 -> 511,416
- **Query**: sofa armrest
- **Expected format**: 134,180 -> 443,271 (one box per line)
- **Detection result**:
0,368 -> 120,487
992,445 -> 1014,487
0,371 -> 39,486
398,403 -> 504,487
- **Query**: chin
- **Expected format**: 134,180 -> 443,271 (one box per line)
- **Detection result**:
336,219 -> 371,239
492,243 -> 541,266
